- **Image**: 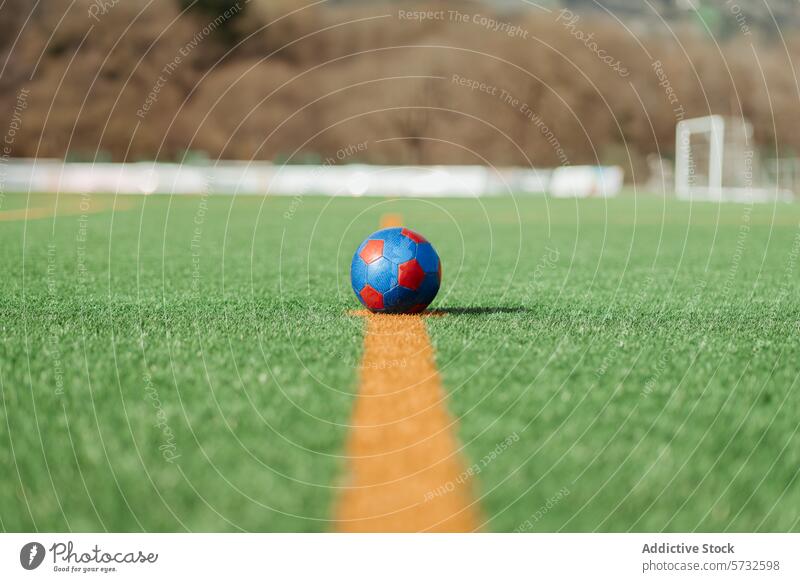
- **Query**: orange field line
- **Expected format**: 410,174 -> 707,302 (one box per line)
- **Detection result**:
0,195 -> 135,222
335,219 -> 479,532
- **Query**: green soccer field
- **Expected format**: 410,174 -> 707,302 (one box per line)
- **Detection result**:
1,192 -> 799,532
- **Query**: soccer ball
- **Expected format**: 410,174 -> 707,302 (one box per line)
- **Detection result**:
350,227 -> 441,313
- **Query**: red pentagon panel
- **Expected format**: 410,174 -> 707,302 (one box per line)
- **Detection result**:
359,239 -> 384,264
360,285 -> 384,310
400,228 -> 427,244
408,304 -> 427,314
437,261 -> 442,283
398,259 -> 425,290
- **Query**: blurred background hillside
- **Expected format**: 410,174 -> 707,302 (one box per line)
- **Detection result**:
2,0 -> 800,183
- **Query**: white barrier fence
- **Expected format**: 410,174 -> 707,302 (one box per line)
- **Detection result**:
0,160 -> 624,198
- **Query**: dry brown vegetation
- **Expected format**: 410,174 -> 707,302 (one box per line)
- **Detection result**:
1,0 -> 799,182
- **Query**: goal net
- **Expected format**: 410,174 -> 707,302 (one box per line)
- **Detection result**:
674,115 -> 793,203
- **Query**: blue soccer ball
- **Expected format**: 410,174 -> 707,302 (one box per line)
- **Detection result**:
350,227 -> 441,313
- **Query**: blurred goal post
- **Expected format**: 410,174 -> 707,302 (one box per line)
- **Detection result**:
674,115 -> 793,203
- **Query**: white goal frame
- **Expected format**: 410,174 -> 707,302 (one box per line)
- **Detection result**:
674,115 -> 793,203
675,115 -> 726,201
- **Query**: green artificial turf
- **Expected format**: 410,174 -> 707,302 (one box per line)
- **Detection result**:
1,192 -> 799,532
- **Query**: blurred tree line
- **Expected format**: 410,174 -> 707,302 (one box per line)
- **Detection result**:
1,0 -> 799,182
